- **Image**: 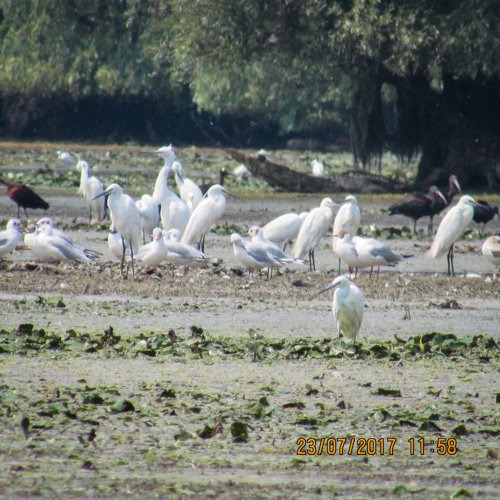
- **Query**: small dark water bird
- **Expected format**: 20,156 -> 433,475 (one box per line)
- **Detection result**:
0,178 -> 50,218
473,200 -> 499,235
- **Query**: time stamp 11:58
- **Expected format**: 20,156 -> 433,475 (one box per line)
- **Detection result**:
296,437 -> 457,456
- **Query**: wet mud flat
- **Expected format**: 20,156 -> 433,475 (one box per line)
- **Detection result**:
1,186 -> 499,497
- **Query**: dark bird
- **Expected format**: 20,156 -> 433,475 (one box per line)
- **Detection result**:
388,175 -> 461,235
473,200 -> 499,235
0,178 -> 50,218
388,185 -> 447,235
200,168 -> 230,194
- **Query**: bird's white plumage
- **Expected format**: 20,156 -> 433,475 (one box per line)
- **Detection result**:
482,235 -> 500,267
37,224 -> 94,263
231,233 -> 281,271
320,276 -> 365,343
353,235 -> 404,268
247,226 -> 302,265
57,151 -> 75,168
0,219 -> 22,257
333,195 -> 361,253
108,224 -> 130,260
293,198 -> 337,259
262,211 -> 308,248
136,227 -> 168,267
135,194 -> 160,243
104,183 -> 141,266
335,232 -> 364,272
182,184 -> 229,246
77,159 -> 105,221
311,159 -> 325,177
427,195 -> 476,258
172,161 -> 203,208
233,164 -> 251,182
152,146 -> 177,205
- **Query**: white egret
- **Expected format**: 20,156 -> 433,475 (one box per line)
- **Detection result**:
319,276 -> 366,344
311,159 -> 325,177
231,233 -> 283,276
95,183 -> 141,275
182,184 -> 232,251
172,161 -> 203,208
136,194 -> 160,243
233,164 -> 251,182
0,219 -> 23,258
427,195 -> 478,276
152,145 -> 176,205
262,211 -> 308,251
293,197 -> 337,271
136,227 -> 169,269
76,158 -> 106,222
481,235 -> 500,268
24,224 -> 54,261
57,150 -> 75,168
37,224 -> 97,263
333,195 -> 361,272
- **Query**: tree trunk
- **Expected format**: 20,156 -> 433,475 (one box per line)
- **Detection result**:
226,149 -> 406,193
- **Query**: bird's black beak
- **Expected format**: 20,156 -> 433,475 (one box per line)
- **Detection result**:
93,189 -> 111,200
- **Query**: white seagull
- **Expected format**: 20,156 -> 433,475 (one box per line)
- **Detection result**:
481,235 -> 500,269
0,219 -> 23,258
231,233 -> 283,276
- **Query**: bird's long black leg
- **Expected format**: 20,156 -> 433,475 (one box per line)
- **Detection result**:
413,219 -> 417,235
338,256 -> 341,273
450,245 -> 454,276
312,249 -> 316,271
130,242 -> 135,277
120,236 -> 126,274
428,216 -> 434,236
308,250 -> 312,271
446,245 -> 453,276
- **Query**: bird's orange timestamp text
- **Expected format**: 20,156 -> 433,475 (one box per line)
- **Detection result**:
296,437 -> 457,456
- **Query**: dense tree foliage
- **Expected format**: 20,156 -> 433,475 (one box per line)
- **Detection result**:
0,0 -> 499,186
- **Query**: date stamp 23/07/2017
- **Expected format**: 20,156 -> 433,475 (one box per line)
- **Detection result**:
296,437 -> 458,456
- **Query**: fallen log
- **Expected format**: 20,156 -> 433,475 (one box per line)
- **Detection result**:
226,148 -> 407,194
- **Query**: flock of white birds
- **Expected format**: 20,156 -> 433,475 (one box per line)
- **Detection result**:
1,147 -> 498,343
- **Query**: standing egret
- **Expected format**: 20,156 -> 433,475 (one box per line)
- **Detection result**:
311,159 -> 325,177
57,150 -> 75,168
318,276 -> 366,344
427,195 -> 478,276
333,195 -> 361,271
95,183 -> 141,275
482,235 -> 500,268
0,178 -> 49,218
293,197 -> 337,271
152,145 -> 177,206
172,161 -> 203,208
76,158 -> 106,222
233,164 -> 251,182
0,219 -> 23,258
262,211 -> 308,251
136,194 -> 160,243
182,184 -> 232,251
388,186 -> 448,235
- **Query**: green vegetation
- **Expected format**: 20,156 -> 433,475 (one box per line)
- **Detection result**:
0,1 -> 499,188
